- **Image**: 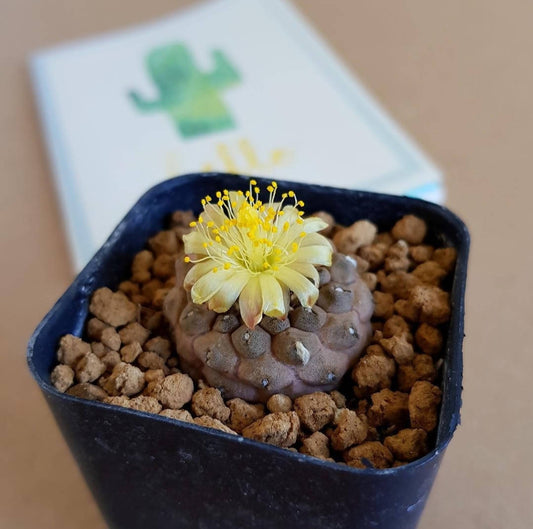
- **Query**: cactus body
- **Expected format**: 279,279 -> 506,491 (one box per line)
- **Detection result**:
165,253 -> 373,402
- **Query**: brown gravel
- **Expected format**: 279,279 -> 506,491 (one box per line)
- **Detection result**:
293,392 -> 336,432
242,411 -> 300,447
344,441 -> 394,469
384,428 -> 428,461
50,364 -> 74,393
227,398 -> 265,433
50,211 -> 457,469
192,388 -> 231,422
300,431 -> 330,459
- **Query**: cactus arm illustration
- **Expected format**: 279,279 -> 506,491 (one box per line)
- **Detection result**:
207,50 -> 240,89
129,43 -> 241,139
128,91 -> 164,111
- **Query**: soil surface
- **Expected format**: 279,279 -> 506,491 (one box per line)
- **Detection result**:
51,210 -> 456,468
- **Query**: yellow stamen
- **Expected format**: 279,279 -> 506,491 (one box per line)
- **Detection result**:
182,178 -> 332,325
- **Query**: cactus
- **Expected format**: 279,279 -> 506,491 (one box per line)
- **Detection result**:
129,43 -> 240,139
163,181 -> 373,401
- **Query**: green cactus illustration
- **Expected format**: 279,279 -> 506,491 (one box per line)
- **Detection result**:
129,43 -> 240,139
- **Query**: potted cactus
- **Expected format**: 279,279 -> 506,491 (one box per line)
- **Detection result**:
165,180 -> 373,402
28,173 -> 469,529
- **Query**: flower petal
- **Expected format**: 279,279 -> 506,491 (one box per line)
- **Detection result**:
299,232 -> 332,247
190,268 -> 235,305
295,245 -> 332,266
301,216 -> 328,233
183,230 -> 209,255
202,203 -> 228,226
239,276 -> 263,328
286,261 -> 319,286
259,274 -> 287,318
184,259 -> 216,289
276,267 -> 319,307
280,205 -> 300,224
207,271 -> 249,313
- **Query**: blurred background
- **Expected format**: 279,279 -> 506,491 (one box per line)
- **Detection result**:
1,1 -> 532,528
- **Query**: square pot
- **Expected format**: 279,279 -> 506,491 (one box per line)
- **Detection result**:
28,173 -> 469,529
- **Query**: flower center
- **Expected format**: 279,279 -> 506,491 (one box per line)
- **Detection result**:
185,180 -> 307,274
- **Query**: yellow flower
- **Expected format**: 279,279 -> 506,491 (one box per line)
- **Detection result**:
182,180 -> 332,328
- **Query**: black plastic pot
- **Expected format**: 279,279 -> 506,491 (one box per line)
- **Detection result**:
28,173 -> 469,529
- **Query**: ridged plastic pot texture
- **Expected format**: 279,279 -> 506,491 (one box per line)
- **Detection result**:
28,173 -> 469,529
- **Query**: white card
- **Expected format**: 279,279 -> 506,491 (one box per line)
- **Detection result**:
31,0 -> 442,271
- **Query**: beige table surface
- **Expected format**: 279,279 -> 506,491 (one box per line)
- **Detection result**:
1,1 -> 532,528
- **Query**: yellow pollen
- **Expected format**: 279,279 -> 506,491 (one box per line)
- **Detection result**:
189,221 -> 197,227
184,182 -> 329,288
